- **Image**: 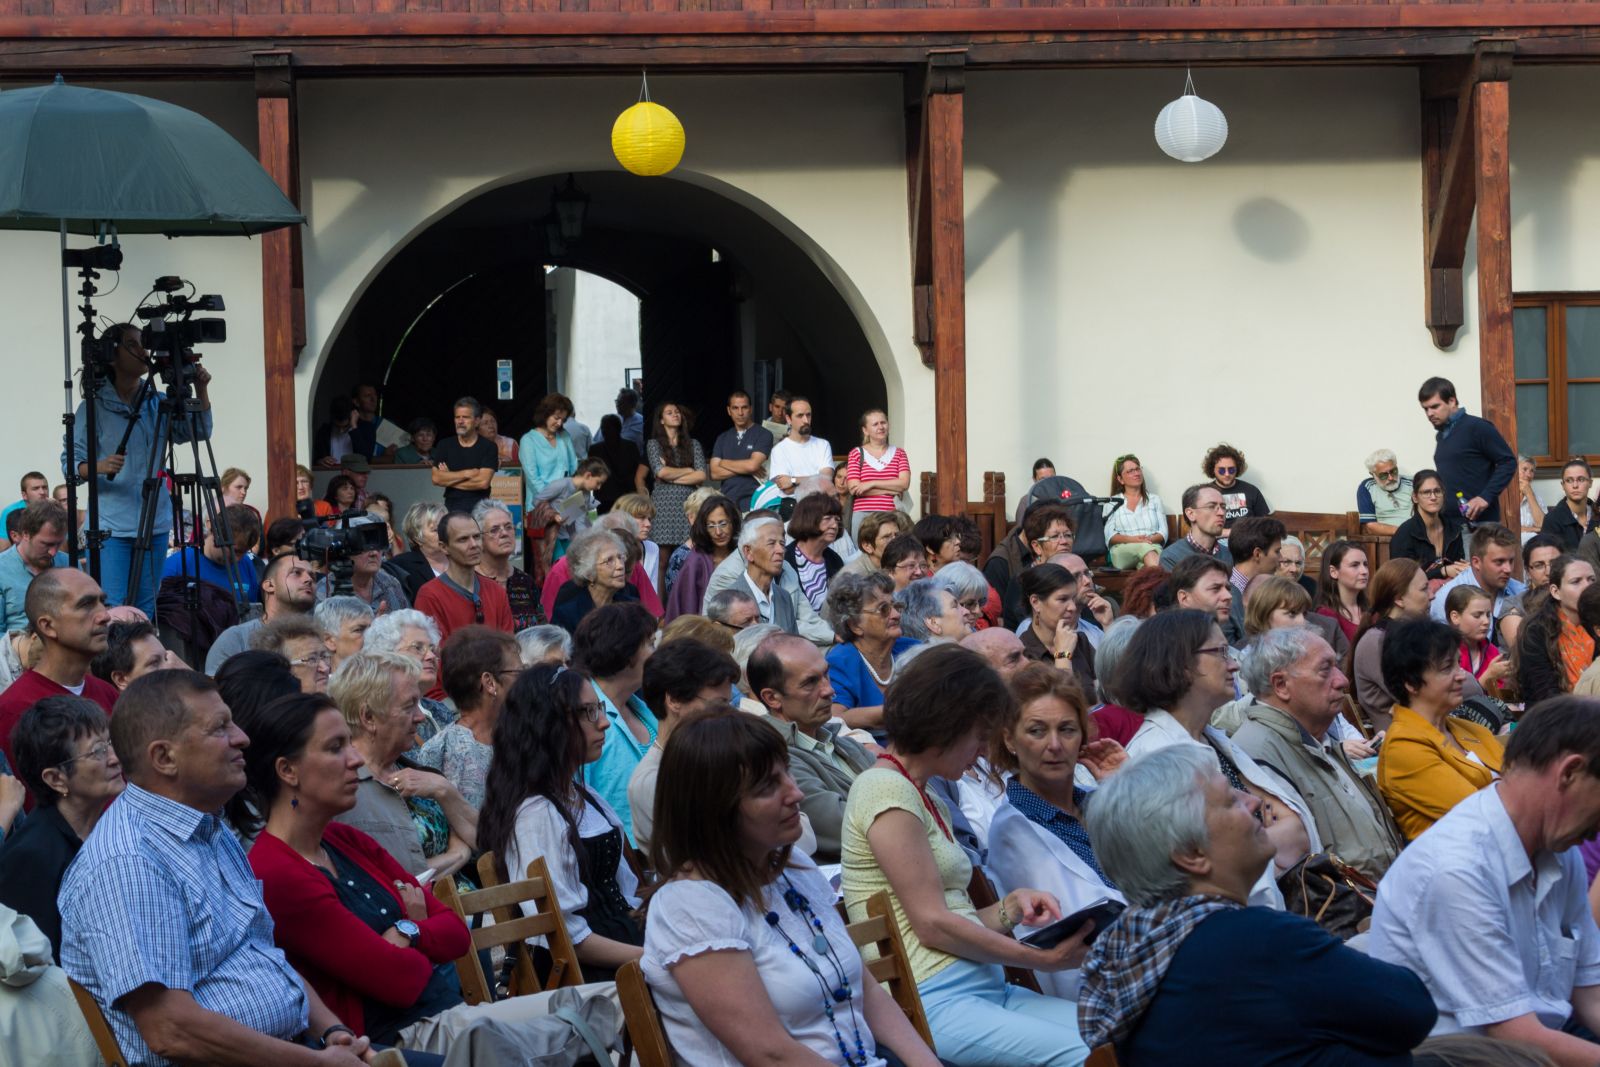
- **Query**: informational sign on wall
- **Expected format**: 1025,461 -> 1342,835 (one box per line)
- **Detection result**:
497,359 -> 514,401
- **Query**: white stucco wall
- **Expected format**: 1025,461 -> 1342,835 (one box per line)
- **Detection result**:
551,267 -> 642,424
2,65 -> 1598,518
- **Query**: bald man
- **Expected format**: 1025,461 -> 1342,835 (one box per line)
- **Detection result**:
961,627 -> 1027,680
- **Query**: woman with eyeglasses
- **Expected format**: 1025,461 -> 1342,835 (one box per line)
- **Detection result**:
1017,564 -> 1096,689
1202,443 -> 1269,538
825,571 -> 918,734
1388,468 -> 1470,580
1122,610 -> 1315,903
415,626 -> 523,809
331,652 -> 478,885
1540,458 -> 1599,552
1519,454 -> 1548,546
478,665 -> 645,983
1103,454 -> 1166,571
0,696 -> 121,958
665,494 -> 742,623
881,534 -> 933,592
361,610 -> 456,745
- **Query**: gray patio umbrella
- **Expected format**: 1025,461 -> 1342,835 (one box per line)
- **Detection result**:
0,76 -> 303,576
0,76 -> 303,235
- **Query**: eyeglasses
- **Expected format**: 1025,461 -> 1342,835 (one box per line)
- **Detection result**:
492,667 -> 524,682
1032,531 -> 1072,545
958,597 -> 984,613
1565,477 -> 1593,486
705,521 -> 732,532
864,601 -> 900,618
398,641 -> 438,659
1192,502 -> 1226,513
1416,488 -> 1445,498
1214,466 -> 1238,475
893,559 -> 925,572
289,651 -> 333,668
577,701 -> 605,725
1373,468 -> 1400,480
58,739 -> 114,768
1195,645 -> 1232,660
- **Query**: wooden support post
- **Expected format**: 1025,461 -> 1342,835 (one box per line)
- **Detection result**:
907,51 -> 967,517
255,51 -> 301,523
1419,40 -> 1512,350
1474,73 -> 1518,532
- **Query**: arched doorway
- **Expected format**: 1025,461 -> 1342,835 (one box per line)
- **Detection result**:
315,171 -> 889,455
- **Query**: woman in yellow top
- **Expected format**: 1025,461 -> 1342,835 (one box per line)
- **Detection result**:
1377,616 -> 1505,841
840,645 -> 1093,1067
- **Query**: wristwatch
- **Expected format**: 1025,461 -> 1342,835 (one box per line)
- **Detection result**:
395,919 -> 421,946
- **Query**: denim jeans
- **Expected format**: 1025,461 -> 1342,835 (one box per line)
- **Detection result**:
917,958 -> 1088,1067
97,535 -> 163,616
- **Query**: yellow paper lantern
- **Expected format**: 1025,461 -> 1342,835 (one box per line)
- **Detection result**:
612,101 -> 685,177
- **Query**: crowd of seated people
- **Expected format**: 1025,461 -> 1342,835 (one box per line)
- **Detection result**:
11,371 -> 1600,1066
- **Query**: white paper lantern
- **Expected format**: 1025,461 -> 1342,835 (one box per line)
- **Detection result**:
1154,71 -> 1228,163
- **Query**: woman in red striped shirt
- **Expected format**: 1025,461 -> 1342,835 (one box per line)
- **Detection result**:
845,409 -> 911,538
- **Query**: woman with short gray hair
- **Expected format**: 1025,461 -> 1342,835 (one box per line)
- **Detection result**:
930,560 -> 991,632
515,623 -> 570,668
362,608 -> 454,743
1088,615 -> 1143,745
1078,744 -> 1435,1064
386,500 -> 448,603
551,528 -> 636,634
895,578 -> 971,644
825,569 -> 916,732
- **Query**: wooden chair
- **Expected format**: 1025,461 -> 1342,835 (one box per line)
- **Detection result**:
68,978 -> 129,1067
847,891 -> 935,1048
433,855 -> 586,1004
1087,1045 -> 1120,1067
964,868 -> 1043,994
616,958 -> 674,1067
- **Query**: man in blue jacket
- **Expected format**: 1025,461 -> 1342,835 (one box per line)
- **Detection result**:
1421,376 -> 1516,524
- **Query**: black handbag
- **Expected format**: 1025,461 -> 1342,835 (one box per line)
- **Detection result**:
1452,694 -> 1514,734
1277,851 -> 1377,940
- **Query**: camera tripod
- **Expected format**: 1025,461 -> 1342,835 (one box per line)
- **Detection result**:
120,355 -> 250,627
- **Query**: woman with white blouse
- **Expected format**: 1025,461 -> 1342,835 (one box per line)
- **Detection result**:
476,665 -> 644,983
643,707 -> 942,1067
1102,453 -> 1166,570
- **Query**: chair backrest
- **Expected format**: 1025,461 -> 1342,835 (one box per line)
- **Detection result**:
846,891 -> 934,1048
616,958 -> 674,1067
67,978 -> 129,1067
1087,1045 -> 1121,1067
433,854 -> 587,1004
963,869 -> 1043,994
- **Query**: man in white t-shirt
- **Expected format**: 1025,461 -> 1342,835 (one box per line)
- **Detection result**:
767,396 -> 834,499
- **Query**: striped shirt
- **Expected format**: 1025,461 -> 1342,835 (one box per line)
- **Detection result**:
59,784 -> 308,1065
1102,492 -> 1167,542
845,446 -> 910,512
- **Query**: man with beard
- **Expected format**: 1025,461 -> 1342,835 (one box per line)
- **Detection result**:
205,554 -> 317,674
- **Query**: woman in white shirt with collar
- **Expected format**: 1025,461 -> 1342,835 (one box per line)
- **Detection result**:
1119,609 -> 1317,908
987,664 -> 1128,1000
643,707 -> 942,1067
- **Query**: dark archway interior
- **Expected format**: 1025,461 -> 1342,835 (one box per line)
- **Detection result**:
317,171 -> 887,455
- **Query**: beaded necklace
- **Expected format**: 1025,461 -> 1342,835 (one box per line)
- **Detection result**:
763,874 -> 871,1066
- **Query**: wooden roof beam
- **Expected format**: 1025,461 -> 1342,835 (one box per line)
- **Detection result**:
1420,38 -> 1513,350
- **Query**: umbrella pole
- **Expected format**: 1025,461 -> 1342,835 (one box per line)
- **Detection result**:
59,219 -> 82,570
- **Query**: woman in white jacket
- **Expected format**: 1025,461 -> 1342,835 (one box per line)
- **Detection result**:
986,664 -> 1127,1000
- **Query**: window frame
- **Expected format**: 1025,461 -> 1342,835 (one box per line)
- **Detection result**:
1513,290 -> 1600,471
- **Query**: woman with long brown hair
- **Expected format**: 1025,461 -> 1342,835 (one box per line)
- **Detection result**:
643,707 -> 941,1067
646,401 -> 707,548
1102,453 -> 1167,570
1517,554 -> 1598,705
1347,557 -> 1431,733
1315,540 -> 1370,647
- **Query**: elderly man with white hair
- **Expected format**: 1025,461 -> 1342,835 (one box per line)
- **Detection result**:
701,513 -> 833,647
1230,626 -> 1404,881
1357,448 -> 1414,537
1078,744 -> 1436,1065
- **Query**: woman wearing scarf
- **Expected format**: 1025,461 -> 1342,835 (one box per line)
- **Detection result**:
1076,745 -> 1435,1065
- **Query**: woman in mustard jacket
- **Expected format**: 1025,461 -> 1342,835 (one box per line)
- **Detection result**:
1377,616 -> 1505,841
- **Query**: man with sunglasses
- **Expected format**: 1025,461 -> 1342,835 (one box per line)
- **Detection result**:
1357,449 -> 1415,537
1203,443 -> 1271,538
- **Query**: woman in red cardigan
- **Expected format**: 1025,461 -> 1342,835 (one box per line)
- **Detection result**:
239,691 -> 467,1056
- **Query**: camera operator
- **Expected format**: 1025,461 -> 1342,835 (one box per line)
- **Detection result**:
65,323 -> 213,616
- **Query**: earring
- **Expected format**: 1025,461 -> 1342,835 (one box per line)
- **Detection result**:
290,786 -> 299,810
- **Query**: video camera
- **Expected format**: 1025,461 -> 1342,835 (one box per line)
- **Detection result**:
300,512 -> 390,598
130,276 -> 226,383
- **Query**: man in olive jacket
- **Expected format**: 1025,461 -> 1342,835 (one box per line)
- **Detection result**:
749,633 -> 874,862
1232,626 -> 1403,881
